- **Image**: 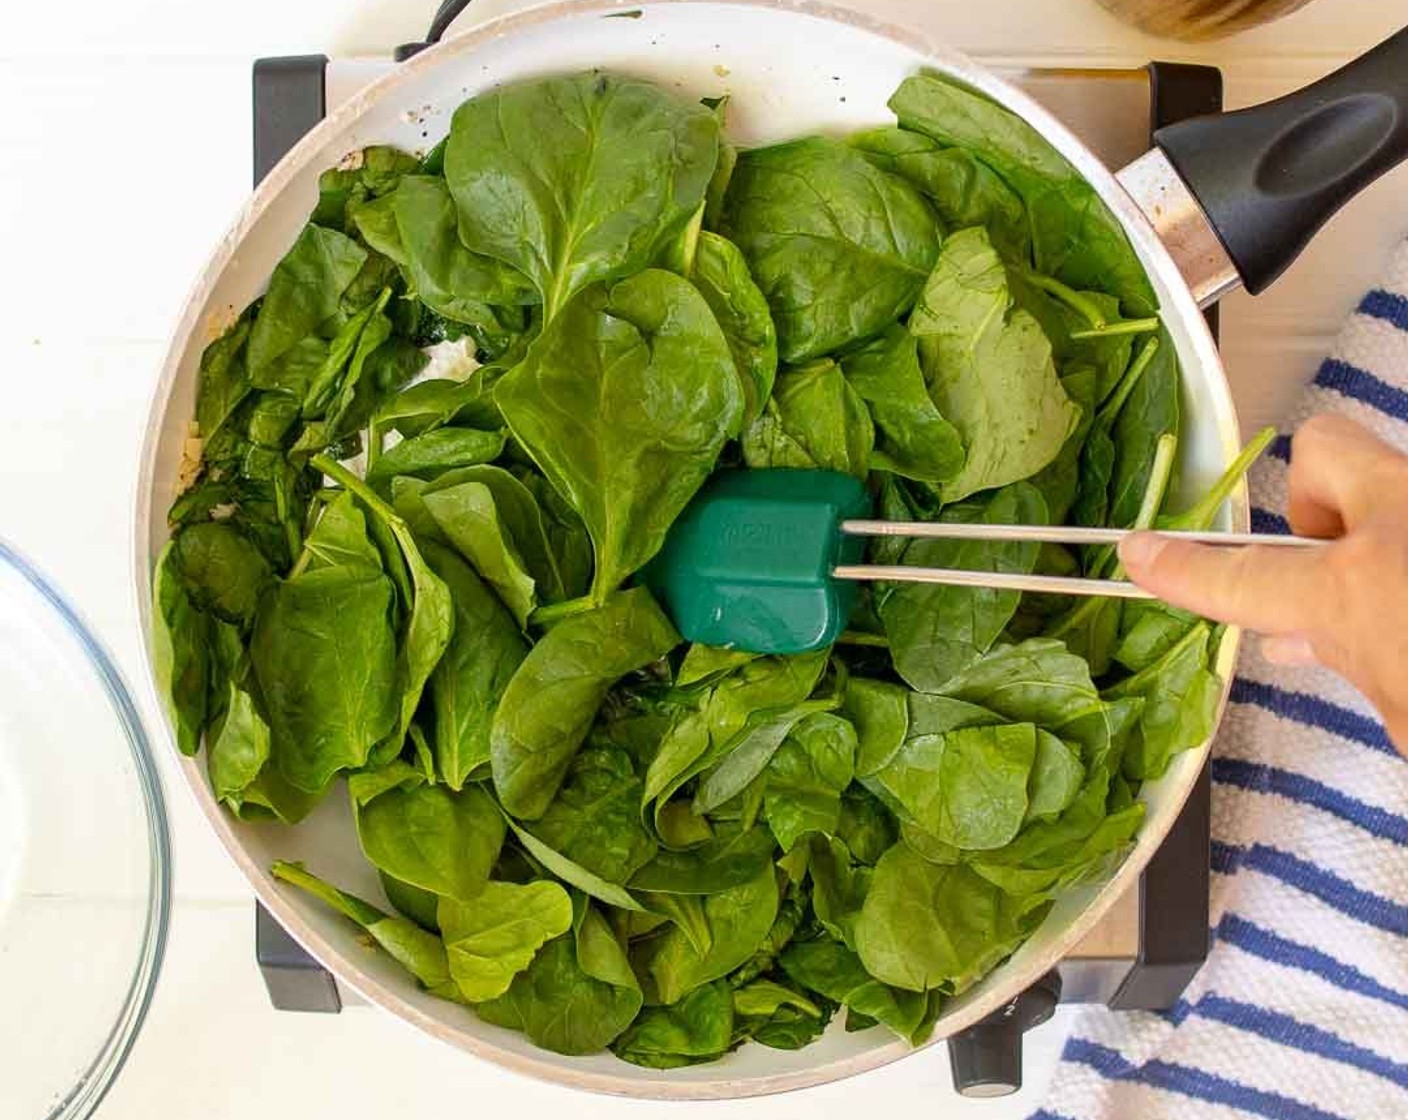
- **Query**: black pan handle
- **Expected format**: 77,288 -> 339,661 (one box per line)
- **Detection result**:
1154,25 -> 1408,295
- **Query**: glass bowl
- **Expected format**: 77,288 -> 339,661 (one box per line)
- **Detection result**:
0,541 -> 170,1120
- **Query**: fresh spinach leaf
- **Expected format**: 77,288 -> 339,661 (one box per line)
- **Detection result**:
868,724 -> 1038,851
446,73 -> 719,320
723,136 -> 940,362
1026,731 -> 1085,823
495,269 -> 743,601
251,564 -> 398,792
630,825 -> 777,895
911,228 -> 1079,501
422,480 -> 537,626
530,746 -> 658,885
350,768 -> 505,901
365,427 -> 507,483
151,542 -> 210,757
393,174 -> 537,337
439,880 -> 573,1001
1108,622 -> 1221,781
690,230 -> 778,425
271,861 -> 459,999
856,842 -> 1042,993
694,699 -> 838,815
248,224 -> 368,377
742,360 -> 874,478
478,918 -> 644,1053
763,712 -> 858,852
196,312 -> 254,443
643,866 -> 779,1005
889,74 -> 1155,315
612,980 -> 734,1068
850,126 -> 1030,264
780,937 -> 931,1044
677,644 -> 760,689
170,521 -> 273,627
840,324 -> 963,484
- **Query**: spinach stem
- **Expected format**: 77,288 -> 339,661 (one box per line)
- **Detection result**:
1158,426 -> 1277,533
530,595 -> 600,627
1048,434 -> 1176,639
837,630 -> 890,648
1070,317 -> 1160,340
1026,272 -> 1107,328
1096,335 -> 1160,424
310,453 -> 405,530
288,546 -> 313,581
270,860 -> 382,927
1133,434 -> 1179,535
366,417 -> 383,473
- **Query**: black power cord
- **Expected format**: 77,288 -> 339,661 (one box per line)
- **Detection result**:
395,0 -> 475,61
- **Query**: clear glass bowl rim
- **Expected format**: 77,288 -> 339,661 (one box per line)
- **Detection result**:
1,540 -> 172,1120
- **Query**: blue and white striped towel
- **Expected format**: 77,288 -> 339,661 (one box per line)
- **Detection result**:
1034,240 -> 1408,1120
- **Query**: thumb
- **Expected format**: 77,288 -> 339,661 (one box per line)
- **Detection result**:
1118,532 -> 1337,636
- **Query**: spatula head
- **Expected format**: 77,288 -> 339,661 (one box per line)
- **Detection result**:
644,469 -> 872,654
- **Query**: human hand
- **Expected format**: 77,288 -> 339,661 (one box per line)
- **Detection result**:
1119,414 -> 1408,752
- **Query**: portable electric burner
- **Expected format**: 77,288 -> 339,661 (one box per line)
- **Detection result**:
248,11 -> 1221,1097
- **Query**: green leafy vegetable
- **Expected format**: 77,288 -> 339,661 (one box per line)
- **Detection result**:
742,360 -> 874,478
723,136 -> 941,361
350,767 -> 505,900
840,324 -> 963,484
495,270 -> 743,601
889,74 -> 1155,314
446,72 -> 719,320
272,862 -> 459,999
422,541 -> 527,788
911,228 -> 1080,501
690,230 -> 778,425
439,880 -> 573,1001
491,587 -> 679,819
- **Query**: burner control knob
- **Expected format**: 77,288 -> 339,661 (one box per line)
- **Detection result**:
947,970 -> 1062,1098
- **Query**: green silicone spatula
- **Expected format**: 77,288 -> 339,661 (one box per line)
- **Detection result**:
644,468 -> 1322,656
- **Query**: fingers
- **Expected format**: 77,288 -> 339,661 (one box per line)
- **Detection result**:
1118,532 -> 1339,636
1286,415 -> 1408,536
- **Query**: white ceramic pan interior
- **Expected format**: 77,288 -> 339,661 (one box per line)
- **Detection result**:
134,0 -> 1242,1098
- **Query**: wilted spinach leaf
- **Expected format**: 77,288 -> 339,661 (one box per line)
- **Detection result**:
491,587 -> 679,820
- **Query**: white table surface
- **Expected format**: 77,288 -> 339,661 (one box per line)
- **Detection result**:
2,1 -> 1404,1116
